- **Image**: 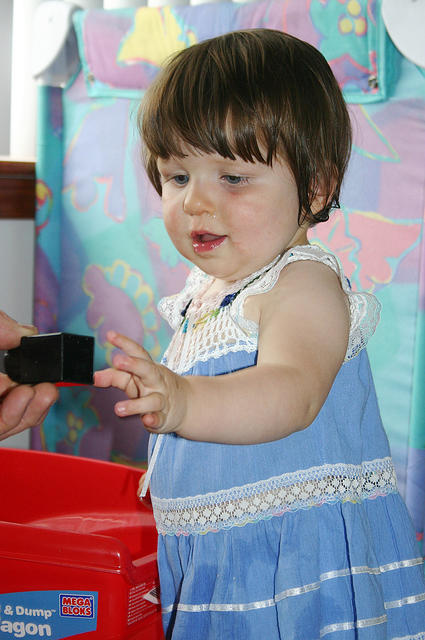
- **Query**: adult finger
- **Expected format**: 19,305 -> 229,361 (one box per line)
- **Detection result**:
0,310 -> 37,350
0,383 -> 58,439
0,385 -> 34,431
0,373 -> 15,396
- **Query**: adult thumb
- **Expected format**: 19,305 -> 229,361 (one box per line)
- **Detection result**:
0,310 -> 37,350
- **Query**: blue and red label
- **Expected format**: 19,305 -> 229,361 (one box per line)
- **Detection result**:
0,591 -> 98,639
60,594 -> 95,619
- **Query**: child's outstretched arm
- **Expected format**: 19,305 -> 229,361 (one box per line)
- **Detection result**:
94,260 -> 349,444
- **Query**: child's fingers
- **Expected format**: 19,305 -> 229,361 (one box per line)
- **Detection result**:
112,352 -> 162,392
115,391 -> 165,421
142,411 -> 166,431
93,368 -> 113,388
95,358 -> 163,402
106,330 -> 152,361
115,392 -> 168,433
93,367 -> 133,392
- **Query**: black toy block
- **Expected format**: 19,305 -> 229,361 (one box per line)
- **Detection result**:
0,333 -> 94,385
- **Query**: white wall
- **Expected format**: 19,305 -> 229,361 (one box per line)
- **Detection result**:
0,1 -> 34,448
0,220 -> 35,449
0,1 -> 12,156
0,220 -> 35,325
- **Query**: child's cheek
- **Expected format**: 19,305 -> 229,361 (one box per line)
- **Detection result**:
163,210 -> 185,245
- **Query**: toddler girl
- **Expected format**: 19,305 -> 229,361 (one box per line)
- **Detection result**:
95,29 -> 425,639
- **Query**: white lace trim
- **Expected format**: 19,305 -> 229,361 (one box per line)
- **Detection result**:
158,245 -> 380,374
158,266 -> 209,332
152,457 -> 397,536
157,253 -> 281,332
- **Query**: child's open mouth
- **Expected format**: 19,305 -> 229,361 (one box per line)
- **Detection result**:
191,232 -> 226,253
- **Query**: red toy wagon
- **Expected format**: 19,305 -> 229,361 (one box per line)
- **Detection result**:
0,448 -> 164,639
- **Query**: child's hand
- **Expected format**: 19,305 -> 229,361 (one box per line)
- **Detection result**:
94,331 -> 187,434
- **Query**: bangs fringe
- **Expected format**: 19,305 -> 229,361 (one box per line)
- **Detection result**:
138,29 -> 352,225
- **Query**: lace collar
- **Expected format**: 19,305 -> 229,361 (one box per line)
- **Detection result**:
180,252 -> 283,322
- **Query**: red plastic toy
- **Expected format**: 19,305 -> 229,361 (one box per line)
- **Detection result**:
0,448 -> 164,639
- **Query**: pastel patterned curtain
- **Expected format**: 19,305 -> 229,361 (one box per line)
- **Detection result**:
33,0 -> 425,547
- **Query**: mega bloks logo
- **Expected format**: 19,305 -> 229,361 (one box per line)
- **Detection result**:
59,594 -> 95,619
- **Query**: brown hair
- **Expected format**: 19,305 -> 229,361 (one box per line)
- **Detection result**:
138,29 -> 352,226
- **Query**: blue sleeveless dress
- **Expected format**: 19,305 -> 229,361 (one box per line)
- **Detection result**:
148,245 -> 425,639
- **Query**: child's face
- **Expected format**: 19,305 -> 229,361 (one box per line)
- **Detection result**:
157,146 -> 308,286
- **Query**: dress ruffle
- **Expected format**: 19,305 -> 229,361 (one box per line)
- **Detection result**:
158,496 -> 425,639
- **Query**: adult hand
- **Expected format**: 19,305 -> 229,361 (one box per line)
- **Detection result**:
0,311 -> 58,440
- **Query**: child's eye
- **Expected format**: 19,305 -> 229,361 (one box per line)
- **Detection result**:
173,174 -> 189,186
223,175 -> 248,185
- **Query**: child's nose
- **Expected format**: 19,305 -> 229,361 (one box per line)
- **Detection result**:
183,182 -> 215,216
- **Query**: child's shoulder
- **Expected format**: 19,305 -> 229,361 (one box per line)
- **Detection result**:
280,245 -> 340,278
257,246 -> 349,332
276,245 -> 347,300
244,244 -> 380,362
244,244 -> 345,320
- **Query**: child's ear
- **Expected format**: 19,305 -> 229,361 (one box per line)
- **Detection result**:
310,193 -> 328,214
302,190 -> 327,226
307,172 -> 338,224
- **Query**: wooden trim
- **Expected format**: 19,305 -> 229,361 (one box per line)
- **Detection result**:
0,160 -> 36,220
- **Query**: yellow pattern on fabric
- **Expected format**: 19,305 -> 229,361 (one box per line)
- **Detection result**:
119,7 -> 197,68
